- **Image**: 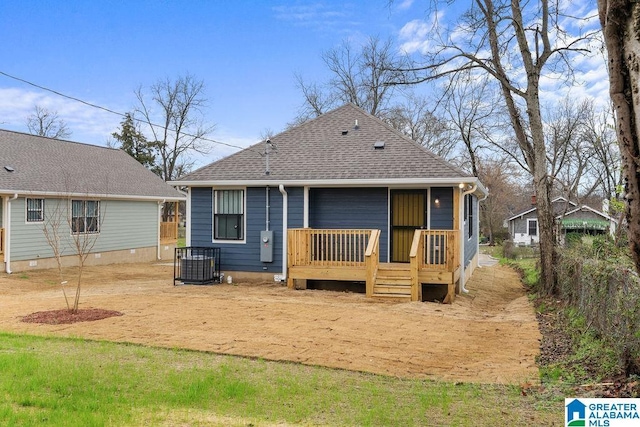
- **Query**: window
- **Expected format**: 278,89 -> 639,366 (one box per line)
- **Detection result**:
214,190 -> 244,240
26,198 -> 44,222
72,200 -> 100,234
528,219 -> 538,236
466,194 -> 474,239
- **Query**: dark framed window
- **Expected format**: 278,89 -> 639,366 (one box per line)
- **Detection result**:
26,198 -> 44,222
466,194 -> 474,239
72,200 -> 100,234
214,189 -> 244,240
528,219 -> 538,236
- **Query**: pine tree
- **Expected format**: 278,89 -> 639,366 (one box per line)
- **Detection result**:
112,113 -> 158,174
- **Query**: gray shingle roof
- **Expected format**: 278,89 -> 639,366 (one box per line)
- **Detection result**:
179,104 -> 473,183
0,129 -> 183,200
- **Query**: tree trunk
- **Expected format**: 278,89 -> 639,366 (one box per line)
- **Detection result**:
599,1 -> 640,272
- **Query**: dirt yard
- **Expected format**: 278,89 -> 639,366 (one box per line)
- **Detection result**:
0,260 -> 541,385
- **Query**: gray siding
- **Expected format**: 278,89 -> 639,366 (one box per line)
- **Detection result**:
10,197 -> 158,261
309,188 -> 388,262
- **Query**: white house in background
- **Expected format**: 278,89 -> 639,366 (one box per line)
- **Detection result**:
0,129 -> 184,273
506,196 -> 617,246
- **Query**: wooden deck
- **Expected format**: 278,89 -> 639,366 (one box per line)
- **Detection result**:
287,228 -> 460,303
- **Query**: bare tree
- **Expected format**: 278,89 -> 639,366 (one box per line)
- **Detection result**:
583,106 -> 621,201
382,93 -> 457,159
598,1 -> 640,273
41,196 -> 105,314
390,0 -> 598,294
26,105 -> 72,139
440,73 -> 507,177
134,74 -> 214,182
292,36 -> 405,124
477,156 -> 522,244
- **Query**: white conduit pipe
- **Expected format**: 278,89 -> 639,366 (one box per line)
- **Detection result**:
5,193 -> 18,274
278,185 -> 288,281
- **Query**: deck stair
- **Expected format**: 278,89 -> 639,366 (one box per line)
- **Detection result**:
372,263 -> 413,301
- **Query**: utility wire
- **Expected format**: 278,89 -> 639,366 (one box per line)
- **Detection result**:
0,70 -> 255,153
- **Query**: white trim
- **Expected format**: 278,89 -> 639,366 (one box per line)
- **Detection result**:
426,187 -> 432,230
505,196 -> 577,222
0,189 -> 183,202
303,186 -> 309,228
186,187 -> 192,246
172,177 -> 488,197
279,185 -> 288,279
526,218 -> 539,237
558,205 -> 617,223
212,187 -> 247,244
70,199 -> 101,235
25,197 -> 45,224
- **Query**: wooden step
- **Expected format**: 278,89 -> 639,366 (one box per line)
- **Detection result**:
373,284 -> 411,294
371,292 -> 412,301
375,276 -> 411,286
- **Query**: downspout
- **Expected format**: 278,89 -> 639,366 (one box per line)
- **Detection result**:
278,184 -> 288,281
459,185 -> 477,294
5,193 -> 18,274
157,200 -> 165,260
186,187 -> 192,246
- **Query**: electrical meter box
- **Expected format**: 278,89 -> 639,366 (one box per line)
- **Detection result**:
260,230 -> 274,262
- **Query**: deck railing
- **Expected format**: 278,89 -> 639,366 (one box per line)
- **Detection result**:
410,229 -> 459,301
288,228 -> 375,267
0,227 -> 4,256
412,229 -> 459,271
160,221 -> 179,243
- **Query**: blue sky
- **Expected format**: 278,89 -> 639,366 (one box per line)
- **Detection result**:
0,1 -> 421,162
0,0 -> 604,168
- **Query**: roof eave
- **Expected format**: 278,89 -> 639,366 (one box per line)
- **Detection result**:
0,189 -> 185,202
171,177 -> 486,194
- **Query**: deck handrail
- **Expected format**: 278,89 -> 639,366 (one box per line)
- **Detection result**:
288,228 -> 375,267
364,229 -> 381,297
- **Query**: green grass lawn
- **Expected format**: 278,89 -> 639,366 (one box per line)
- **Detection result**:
0,333 -> 562,426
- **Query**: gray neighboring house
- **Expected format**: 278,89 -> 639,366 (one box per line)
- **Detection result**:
0,129 -> 184,273
506,196 -> 617,246
173,104 -> 488,302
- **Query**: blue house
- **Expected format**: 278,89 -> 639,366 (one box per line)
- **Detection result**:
174,104 -> 487,303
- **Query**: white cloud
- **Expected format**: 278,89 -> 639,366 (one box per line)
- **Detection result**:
398,18 -> 438,55
0,87 -> 122,145
396,0 -> 414,10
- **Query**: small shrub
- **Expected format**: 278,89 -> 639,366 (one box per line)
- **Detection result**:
564,232 -> 583,248
503,240 -> 516,259
556,246 -> 640,377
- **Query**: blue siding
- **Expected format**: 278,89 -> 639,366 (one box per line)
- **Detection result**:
309,188 -> 388,262
430,187 -> 453,229
190,185 -> 468,272
190,186 -> 304,273
191,187 -> 213,247
287,187 -> 304,228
